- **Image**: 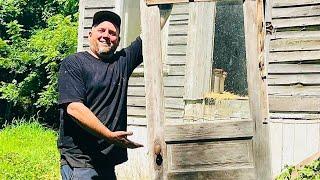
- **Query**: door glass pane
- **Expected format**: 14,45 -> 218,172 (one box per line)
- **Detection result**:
205,0 -> 250,121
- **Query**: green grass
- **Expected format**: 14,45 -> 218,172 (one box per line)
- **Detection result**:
0,120 -> 60,179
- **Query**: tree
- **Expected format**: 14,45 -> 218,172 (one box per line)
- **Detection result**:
0,0 -> 78,126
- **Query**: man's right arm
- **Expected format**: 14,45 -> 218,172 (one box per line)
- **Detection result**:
66,102 -> 143,149
59,56 -> 142,149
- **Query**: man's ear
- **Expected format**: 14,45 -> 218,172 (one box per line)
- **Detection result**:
89,31 -> 92,38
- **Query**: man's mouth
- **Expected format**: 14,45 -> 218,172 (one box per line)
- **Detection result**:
99,41 -> 111,47
98,38 -> 111,45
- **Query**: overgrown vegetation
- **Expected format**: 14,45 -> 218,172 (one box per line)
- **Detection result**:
276,159 -> 320,180
0,0 -> 78,126
0,120 -> 59,179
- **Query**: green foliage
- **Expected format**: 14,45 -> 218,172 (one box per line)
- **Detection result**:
276,159 -> 320,180
277,165 -> 295,180
297,159 -> 320,179
0,14 -> 77,123
0,0 -> 78,40
0,120 -> 59,179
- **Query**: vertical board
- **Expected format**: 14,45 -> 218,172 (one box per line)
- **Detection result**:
282,123 -> 295,167
270,121 -> 283,177
183,2 -> 216,121
293,123 -> 307,164
77,0 -> 86,51
184,2 -> 216,100
306,123 -> 320,153
140,0 -> 166,179
243,0 -> 272,179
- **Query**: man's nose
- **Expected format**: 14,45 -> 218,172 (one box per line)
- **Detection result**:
101,31 -> 110,39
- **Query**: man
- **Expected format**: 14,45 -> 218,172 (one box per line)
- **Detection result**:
57,11 -> 144,179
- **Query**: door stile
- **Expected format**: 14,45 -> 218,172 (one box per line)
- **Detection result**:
243,0 -> 272,179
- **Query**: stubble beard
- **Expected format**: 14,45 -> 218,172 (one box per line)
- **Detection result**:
97,45 -> 117,60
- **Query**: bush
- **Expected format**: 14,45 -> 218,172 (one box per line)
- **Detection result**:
0,14 -> 77,125
276,159 -> 320,180
0,120 -> 59,179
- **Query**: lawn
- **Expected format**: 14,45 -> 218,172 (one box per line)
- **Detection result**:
0,121 -> 60,179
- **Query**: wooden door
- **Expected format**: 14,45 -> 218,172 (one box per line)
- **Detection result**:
140,0 -> 271,179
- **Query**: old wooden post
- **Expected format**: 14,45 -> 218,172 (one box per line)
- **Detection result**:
244,0 -> 272,179
140,0 -> 167,179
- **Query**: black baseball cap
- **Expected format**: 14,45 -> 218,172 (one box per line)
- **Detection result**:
92,11 -> 121,29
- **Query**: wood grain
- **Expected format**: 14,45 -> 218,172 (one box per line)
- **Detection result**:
167,140 -> 254,170
140,1 -> 166,179
268,85 -> 320,97
244,0 -> 272,179
269,96 -> 320,112
164,120 -> 254,142
184,2 -> 216,100
268,74 -> 320,85
273,16 -> 320,29
272,0 -> 320,7
268,64 -> 320,74
270,38 -> 320,52
269,51 -> 320,63
272,5 -> 320,18
167,167 -> 256,180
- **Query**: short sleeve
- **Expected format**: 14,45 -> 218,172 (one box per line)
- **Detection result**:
126,36 -> 143,75
58,55 -> 86,105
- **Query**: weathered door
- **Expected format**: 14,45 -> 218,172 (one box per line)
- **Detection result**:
141,0 -> 271,179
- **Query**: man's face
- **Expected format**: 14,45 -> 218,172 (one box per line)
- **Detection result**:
89,21 -> 120,59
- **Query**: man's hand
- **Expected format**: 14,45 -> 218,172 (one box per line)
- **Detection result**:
66,102 -> 143,149
109,131 -> 144,149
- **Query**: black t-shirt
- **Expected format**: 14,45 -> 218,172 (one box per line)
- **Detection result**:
57,37 -> 142,168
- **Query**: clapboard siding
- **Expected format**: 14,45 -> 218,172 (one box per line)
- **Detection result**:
268,64 -> 320,74
269,51 -> 320,63
84,0 -> 115,8
164,3 -> 189,120
126,3 -> 189,122
129,76 -> 185,87
270,38 -> 320,52
272,0 -> 320,7
268,2 -> 320,177
268,85 -> 320,96
127,96 -> 184,109
271,31 -> 320,40
269,96 -> 320,112
272,5 -> 320,18
268,74 -> 320,85
128,86 -> 184,98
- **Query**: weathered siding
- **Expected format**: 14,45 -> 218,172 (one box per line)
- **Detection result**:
126,3 -> 189,125
267,0 -> 320,176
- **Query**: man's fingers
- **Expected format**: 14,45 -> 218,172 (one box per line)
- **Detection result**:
113,131 -> 133,139
111,131 -> 144,148
119,131 -> 133,137
124,138 -> 144,149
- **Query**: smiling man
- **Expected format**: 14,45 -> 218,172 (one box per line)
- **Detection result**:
57,11 -> 144,179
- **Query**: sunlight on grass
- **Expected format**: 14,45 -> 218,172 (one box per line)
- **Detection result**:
0,121 -> 149,179
0,120 -> 60,180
